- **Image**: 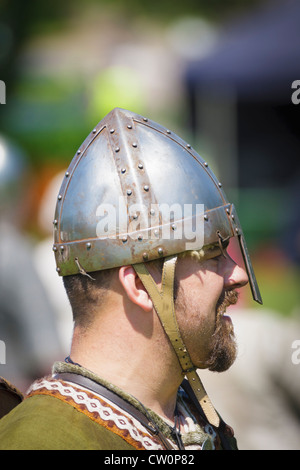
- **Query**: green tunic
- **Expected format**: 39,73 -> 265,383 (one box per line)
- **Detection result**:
0,393 -> 134,450
0,362 -> 238,450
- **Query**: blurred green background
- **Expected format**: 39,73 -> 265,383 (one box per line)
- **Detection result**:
0,0 -> 300,450
1,0 -> 299,315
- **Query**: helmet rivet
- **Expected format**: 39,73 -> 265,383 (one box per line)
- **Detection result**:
115,147 -> 120,153
92,128 -> 97,133
52,245 -> 57,252
110,128 -> 115,134
58,195 -> 62,200
122,236 -> 127,243
143,252 -> 148,260
186,144 -> 191,149
60,245 -> 64,252
143,185 -> 149,192
121,168 -> 126,174
143,117 -> 148,122
204,162 -> 208,167
138,163 -> 143,169
231,214 -> 235,220
204,214 -> 208,221
86,242 -> 91,250
226,208 -> 230,214
53,219 -> 58,225
138,234 -> 143,241
158,247 -> 163,255
127,124 -> 132,129
235,227 -> 239,233
77,150 -> 81,155
65,171 -> 69,177
150,209 -> 155,216
166,129 -> 171,134
171,224 -> 177,231
218,182 -> 222,187
133,213 -> 138,220
127,189 -> 132,196
154,229 -> 159,237
132,142 -> 137,148
56,267 -> 61,273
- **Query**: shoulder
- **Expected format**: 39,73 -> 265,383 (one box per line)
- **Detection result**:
0,393 -> 133,450
0,376 -> 23,419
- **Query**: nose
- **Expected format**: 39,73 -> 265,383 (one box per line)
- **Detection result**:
222,255 -> 249,290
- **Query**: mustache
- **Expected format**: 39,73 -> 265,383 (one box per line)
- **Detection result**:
216,290 -> 239,316
212,289 -> 239,339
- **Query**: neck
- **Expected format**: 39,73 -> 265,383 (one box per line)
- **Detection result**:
70,311 -> 183,423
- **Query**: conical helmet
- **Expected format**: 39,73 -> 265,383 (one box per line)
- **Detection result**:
53,107 -> 261,304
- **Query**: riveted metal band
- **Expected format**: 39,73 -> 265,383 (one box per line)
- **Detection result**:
105,111 -> 159,232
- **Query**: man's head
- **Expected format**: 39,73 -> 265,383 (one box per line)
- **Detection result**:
63,239 -> 248,374
53,107 -> 261,428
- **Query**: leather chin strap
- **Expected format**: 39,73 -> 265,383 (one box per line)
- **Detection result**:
133,255 -> 220,429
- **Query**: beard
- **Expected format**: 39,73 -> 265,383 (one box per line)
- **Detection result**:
204,290 -> 239,373
175,286 -> 239,374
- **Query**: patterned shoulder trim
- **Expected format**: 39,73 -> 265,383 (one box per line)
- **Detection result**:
26,377 -> 164,450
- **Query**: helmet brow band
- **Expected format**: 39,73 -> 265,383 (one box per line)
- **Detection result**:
133,256 -> 220,428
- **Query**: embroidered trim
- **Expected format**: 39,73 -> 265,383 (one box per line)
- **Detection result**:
26,377 -> 163,450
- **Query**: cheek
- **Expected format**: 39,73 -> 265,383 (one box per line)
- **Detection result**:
185,272 -> 224,313
176,278 -> 222,331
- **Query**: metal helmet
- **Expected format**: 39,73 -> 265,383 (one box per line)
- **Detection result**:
53,107 -> 262,429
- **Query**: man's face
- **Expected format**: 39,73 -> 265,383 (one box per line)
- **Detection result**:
175,242 -> 248,373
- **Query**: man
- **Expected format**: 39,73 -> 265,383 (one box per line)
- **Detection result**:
0,108 -> 262,450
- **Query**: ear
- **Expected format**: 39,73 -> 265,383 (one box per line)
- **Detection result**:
119,266 -> 153,312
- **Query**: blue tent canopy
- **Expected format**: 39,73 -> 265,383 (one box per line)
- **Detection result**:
185,0 -> 300,102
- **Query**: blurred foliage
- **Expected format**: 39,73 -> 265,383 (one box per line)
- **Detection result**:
0,0 -> 268,93
81,0 -> 266,22
0,0 -> 299,318
0,76 -> 89,164
0,0 -> 267,166
0,0 -> 69,87
255,262 -> 300,317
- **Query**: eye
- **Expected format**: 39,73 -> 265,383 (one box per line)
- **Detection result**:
212,253 -> 224,263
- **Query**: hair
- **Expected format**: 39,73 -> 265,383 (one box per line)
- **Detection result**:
62,258 -> 165,330
63,267 -> 117,330
63,247 -> 214,330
